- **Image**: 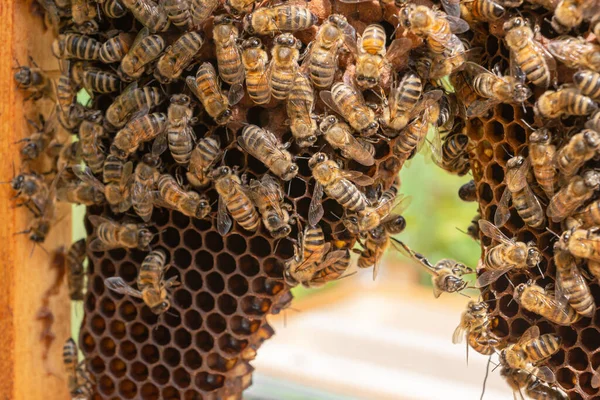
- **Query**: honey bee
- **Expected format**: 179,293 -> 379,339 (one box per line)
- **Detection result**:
57,141 -> 82,180
52,34 -> 102,60
460,0 -> 505,22
188,0 -> 218,26
310,248 -> 352,287
241,37 -> 270,105
78,111 -> 106,174
528,129 -> 557,199
155,31 -> 204,83
131,153 -> 160,222
343,185 -> 409,234
503,17 -> 555,88
461,62 -> 531,118
308,152 -> 373,226
284,224 -> 348,287
554,245 -> 595,318
56,67 -> 76,113
515,281 -> 581,325
547,169 -> 600,223
534,87 -> 597,119
163,94 -> 195,165
105,249 -> 180,314
110,112 -> 168,159
88,215 -> 153,251
72,0 -> 97,27
573,70 -> 600,100
101,0 -> 128,19
187,62 -> 243,126
211,166 -> 260,235
319,115 -> 375,166
156,174 -> 211,219
268,33 -> 302,100
552,0 -> 600,32
398,4 -> 470,55
501,367 -> 568,400
305,14 -> 357,89
106,83 -> 163,128
213,16 -> 244,87
464,212 -> 481,241
100,32 -> 134,63
569,199 -> 600,229
238,124 -> 298,181
18,116 -> 59,162
66,239 -> 87,301
248,174 -> 294,239
437,132 -> 471,176
495,156 -> 545,229
118,28 -> 166,81
499,325 -> 561,382
102,155 -> 133,213
186,137 -> 221,189
453,301 -> 499,357
13,58 -> 52,100
379,72 -> 423,134
555,129 -> 600,178
320,81 -> 379,136
121,0 -> 170,32
162,0 -> 192,30
589,110 -> 600,132
355,24 -> 412,89
63,338 -> 92,400
243,4 -> 318,36
224,0 -> 256,16
547,36 -> 600,73
287,73 -> 318,148
80,67 -> 121,94
58,165 -> 106,206
476,219 -> 541,288
8,172 -> 49,215
395,239 -> 472,297
458,180 -> 477,202
559,227 -> 600,262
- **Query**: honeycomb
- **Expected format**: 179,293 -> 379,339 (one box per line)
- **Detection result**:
462,14 -> 600,400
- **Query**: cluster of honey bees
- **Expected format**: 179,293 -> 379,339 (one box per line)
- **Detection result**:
16,0 -> 600,396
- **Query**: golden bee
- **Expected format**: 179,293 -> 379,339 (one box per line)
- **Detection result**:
78,110 -> 106,174
534,87 -> 597,119
287,73 -> 318,148
155,31 -> 204,83
224,0 -> 256,16
379,72 -> 424,134
118,28 -> 166,81
476,219 -> 541,288
52,33 -> 102,60
102,155 -> 133,213
304,14 -> 357,89
110,112 -> 168,159
495,156 -> 545,229
88,215 -> 153,251
501,367 -> 568,400
528,129 -> 557,199
156,173 -> 211,219
211,166 -> 260,235
555,129 -> 600,178
63,338 -> 92,400
514,281 -> 581,325
461,61 -> 532,118
99,32 -> 134,64
58,165 -> 106,206
121,0 -> 170,32
13,58 -> 52,100
243,4 -> 318,36
552,0 -> 599,32
238,124 -> 298,181
131,153 -> 160,222
546,36 -> 600,73
320,115 -> 375,166
569,199 -> 600,229
559,227 -> 600,262
460,0 -> 505,22
310,247 -> 352,287
343,185 -> 409,234
186,136 -> 221,189
105,249 -> 180,314
573,69 -> 600,100
499,325 -> 561,383
162,0 -> 193,30
248,174 -> 294,239
106,83 -> 163,128
163,94 -> 195,165
268,33 -> 302,100
355,24 -> 412,89
547,169 -> 600,222
79,67 -> 121,94
241,37 -> 271,105
284,224 -> 348,287
187,62 -> 243,126
458,180 -> 477,202
453,301 -> 499,357
503,17 -> 555,88
66,239 -> 87,301
554,245 -> 595,318
308,152 -> 373,226
320,81 -> 379,136
213,15 -> 244,87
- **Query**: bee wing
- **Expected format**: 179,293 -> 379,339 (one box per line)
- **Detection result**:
372,247 -> 383,280
319,90 -> 347,118
427,124 -> 443,165
88,237 -> 113,252
517,325 -> 541,347
462,61 -> 494,80
314,250 -> 347,273
87,214 -> 112,228
152,133 -> 169,156
342,136 -> 375,166
592,367 -> 600,388
506,158 -> 529,192
441,0 -> 461,17
104,277 -> 143,298
409,90 -> 444,120
452,324 -> 467,344
384,38 -> 413,65
342,25 -> 358,56
120,161 -> 134,188
475,266 -> 513,288
186,75 -> 201,101
531,40 -> 557,86
308,182 -> 324,227
297,242 -> 332,272
444,15 -> 470,34
339,170 -> 374,186
131,27 -> 150,49
217,195 -> 232,235
531,366 -> 556,384
466,98 -> 498,119
508,49 -> 528,85
494,187 -> 512,228
478,219 -> 514,245
228,83 -> 244,106
386,194 -> 412,216
72,164 -> 105,192
554,267 -> 570,309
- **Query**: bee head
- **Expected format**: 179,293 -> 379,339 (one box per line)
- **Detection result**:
110,143 -> 128,160
583,169 -> 600,188
513,282 -> 527,300
513,83 -> 532,103
142,153 -> 161,168
13,66 -> 32,86
504,17 -> 525,32
138,228 -> 154,249
216,109 -> 232,125
212,166 -> 231,180
271,222 -> 292,239
21,142 -> 40,160
282,164 -> 299,181
356,75 -> 377,88
282,267 -> 298,287
319,115 -> 338,132
51,36 -> 65,58
85,110 -> 104,124
309,152 -> 327,168
583,130 -> 600,147
151,300 -> 170,314
196,198 -> 212,218
342,215 -> 360,234
243,15 -> 255,34
214,14 -> 235,25
242,37 -> 261,49
362,121 -> 379,136
498,349 -> 508,367
444,274 -> 467,293
170,94 -> 190,105
468,301 -> 487,313
506,156 -> 524,170
328,14 -> 347,29
11,175 -> 25,190
529,129 -> 550,143
275,33 -> 296,47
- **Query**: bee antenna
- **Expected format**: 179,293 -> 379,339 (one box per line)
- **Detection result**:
329,211 -> 341,220
480,355 -> 492,400
537,263 -> 545,279
506,276 -> 515,288
458,291 -> 471,298
294,156 -> 311,160
520,119 -> 536,131
545,227 -> 560,238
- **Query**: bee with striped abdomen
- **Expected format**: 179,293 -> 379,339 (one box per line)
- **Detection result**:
187,137 -> 221,189
547,169 -> 600,223
535,87 -> 597,119
8,172 -> 50,218
501,367 -> 568,400
554,245 -> 595,318
118,28 -> 166,81
162,0 -> 193,30
528,129 -> 557,199
461,0 -> 505,23
458,180 -> 477,202
100,0 -> 128,18
189,0 -> 218,26
121,0 -> 170,32
154,31 -> 204,83
106,83 -> 163,128
164,94 -> 195,165
78,111 -> 106,174
287,73 -> 318,148
110,112 -> 168,159
58,165 -> 106,206
63,338 -> 92,400
66,239 -> 87,301
105,249 -> 179,314
320,115 -> 375,166
241,37 -> 271,105
213,15 -> 244,87
18,115 -> 59,162
379,72 -> 423,134
225,0 -> 257,16
268,33 -> 302,101
343,185 -> 409,234
320,81 -> 379,136
547,36 -> 600,73
436,132 -> 471,176
559,227 -> 600,262
569,199 -> 600,229
552,0 -> 600,32
88,215 -> 153,251
131,153 -> 160,222
13,58 -> 52,101
211,166 -> 260,235
80,67 -> 121,94
102,155 -> 133,213
243,4 -> 318,35
453,301 -> 499,357
555,129 -> 600,178
99,32 -> 134,64
156,174 -> 211,219
573,70 -> 600,100
52,34 -> 102,60
248,174 -> 294,239
515,282 -> 581,326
